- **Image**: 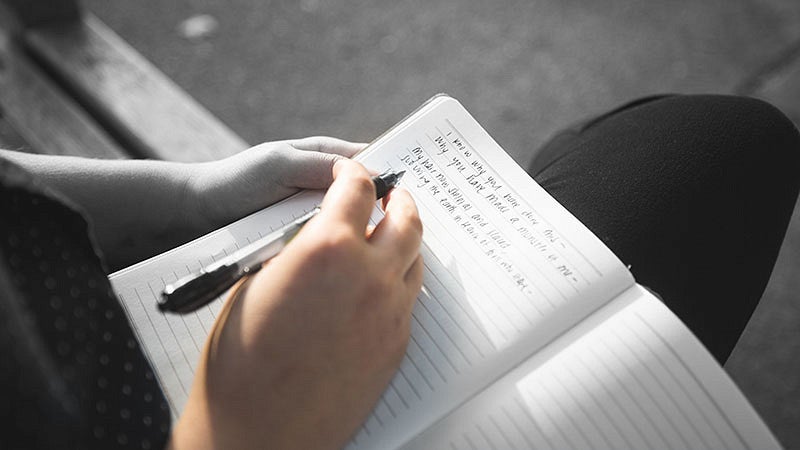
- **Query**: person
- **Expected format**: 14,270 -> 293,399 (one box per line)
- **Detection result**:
0,136 -> 423,450
0,94 -> 798,449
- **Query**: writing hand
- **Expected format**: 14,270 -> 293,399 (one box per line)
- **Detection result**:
171,160 -> 424,450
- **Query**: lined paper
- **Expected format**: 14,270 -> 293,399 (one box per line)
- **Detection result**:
400,286 -> 780,450
109,96 -> 637,448
113,194 -> 323,411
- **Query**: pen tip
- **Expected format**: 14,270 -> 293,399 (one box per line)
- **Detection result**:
396,170 -> 406,180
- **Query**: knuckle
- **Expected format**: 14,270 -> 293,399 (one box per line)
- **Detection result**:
249,142 -> 272,153
350,175 -> 376,199
323,226 -> 358,249
270,145 -> 293,162
394,209 -> 423,242
389,195 -> 422,233
316,152 -> 340,169
303,136 -> 324,150
307,136 -> 334,152
306,227 -> 359,266
263,145 -> 292,174
288,136 -> 320,152
407,212 -> 423,237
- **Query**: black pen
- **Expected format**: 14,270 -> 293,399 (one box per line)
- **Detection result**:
158,169 -> 405,314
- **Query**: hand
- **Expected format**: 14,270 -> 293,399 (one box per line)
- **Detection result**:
191,136 -> 366,229
171,160 -> 424,450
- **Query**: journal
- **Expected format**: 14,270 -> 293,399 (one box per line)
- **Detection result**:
110,95 -> 779,449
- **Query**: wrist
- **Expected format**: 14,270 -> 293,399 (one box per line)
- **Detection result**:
186,156 -> 256,232
182,161 -> 221,233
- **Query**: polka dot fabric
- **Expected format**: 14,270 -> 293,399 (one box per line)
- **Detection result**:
0,160 -> 171,449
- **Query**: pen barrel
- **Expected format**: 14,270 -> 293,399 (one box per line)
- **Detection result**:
374,176 -> 392,199
159,264 -> 240,313
373,170 -> 403,200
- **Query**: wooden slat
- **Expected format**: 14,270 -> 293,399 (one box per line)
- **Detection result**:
0,33 -> 126,158
1,0 -> 80,28
24,14 -> 248,162
0,112 -> 29,150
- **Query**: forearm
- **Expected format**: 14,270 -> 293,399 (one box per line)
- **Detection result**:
0,138 -> 366,271
0,150 -> 208,269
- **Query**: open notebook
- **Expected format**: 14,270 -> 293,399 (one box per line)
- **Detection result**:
109,95 -> 780,449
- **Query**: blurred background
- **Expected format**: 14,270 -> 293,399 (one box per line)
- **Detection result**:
6,0 -> 800,446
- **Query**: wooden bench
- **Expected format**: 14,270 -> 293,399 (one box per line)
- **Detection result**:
0,0 -> 248,161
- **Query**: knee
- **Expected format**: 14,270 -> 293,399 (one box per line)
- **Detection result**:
677,95 -> 800,178
733,96 -> 798,165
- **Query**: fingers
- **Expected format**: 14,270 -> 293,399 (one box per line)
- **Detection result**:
370,188 -> 423,272
290,136 -> 367,158
279,150 -> 341,190
317,160 -> 377,234
278,138 -> 368,190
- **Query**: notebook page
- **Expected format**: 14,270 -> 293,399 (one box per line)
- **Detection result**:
110,191 -> 324,412
340,96 -> 634,448
110,95 -> 634,446
400,285 -> 779,450
106,100 -> 462,417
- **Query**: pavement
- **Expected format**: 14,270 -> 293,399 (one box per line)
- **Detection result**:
8,0 -> 800,446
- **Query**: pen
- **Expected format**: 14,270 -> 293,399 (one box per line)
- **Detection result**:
158,169 -> 406,314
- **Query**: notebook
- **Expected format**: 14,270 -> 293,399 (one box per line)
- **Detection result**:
110,94 -> 780,449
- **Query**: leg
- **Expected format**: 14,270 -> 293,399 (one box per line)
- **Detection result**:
528,95 -> 800,362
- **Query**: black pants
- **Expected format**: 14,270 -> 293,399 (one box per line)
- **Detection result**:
527,95 -> 800,363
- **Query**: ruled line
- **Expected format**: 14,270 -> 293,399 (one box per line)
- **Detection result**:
635,311 -> 748,449
443,118 -> 603,277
